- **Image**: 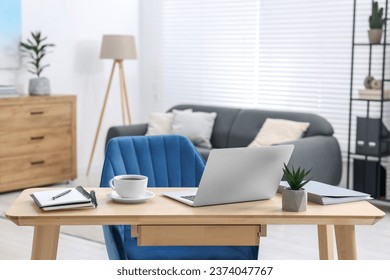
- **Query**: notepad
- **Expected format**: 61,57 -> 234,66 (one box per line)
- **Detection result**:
279,181 -> 372,205
30,186 -> 98,211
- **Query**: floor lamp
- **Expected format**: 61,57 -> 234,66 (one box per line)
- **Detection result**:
86,35 -> 137,176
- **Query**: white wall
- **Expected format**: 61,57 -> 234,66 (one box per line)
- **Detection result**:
1,0 -> 140,177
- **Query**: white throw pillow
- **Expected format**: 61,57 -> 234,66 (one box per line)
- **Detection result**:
145,109 -> 192,136
248,118 -> 310,147
172,110 -> 217,148
145,112 -> 173,135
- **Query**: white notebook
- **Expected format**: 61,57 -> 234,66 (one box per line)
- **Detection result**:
30,186 -> 97,211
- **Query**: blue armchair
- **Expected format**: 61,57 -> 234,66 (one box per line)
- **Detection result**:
100,135 -> 259,260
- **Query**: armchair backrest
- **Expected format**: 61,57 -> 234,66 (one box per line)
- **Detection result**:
100,135 -> 205,188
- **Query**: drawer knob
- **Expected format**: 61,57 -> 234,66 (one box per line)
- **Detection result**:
30,111 -> 44,115
31,160 -> 45,165
30,136 -> 45,141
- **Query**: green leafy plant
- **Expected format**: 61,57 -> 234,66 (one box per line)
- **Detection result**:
282,163 -> 311,190
369,1 -> 384,29
20,31 -> 55,77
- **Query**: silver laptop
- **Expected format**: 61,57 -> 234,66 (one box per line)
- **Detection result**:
162,145 -> 294,207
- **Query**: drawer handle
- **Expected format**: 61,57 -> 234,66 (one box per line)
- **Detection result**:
30,136 -> 45,141
31,160 -> 45,165
30,111 -> 44,115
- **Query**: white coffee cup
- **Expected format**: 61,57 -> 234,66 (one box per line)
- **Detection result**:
109,174 -> 148,198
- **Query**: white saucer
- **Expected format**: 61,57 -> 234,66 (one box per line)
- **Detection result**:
107,191 -> 155,204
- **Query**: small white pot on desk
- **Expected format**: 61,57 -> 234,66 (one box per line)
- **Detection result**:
282,188 -> 307,212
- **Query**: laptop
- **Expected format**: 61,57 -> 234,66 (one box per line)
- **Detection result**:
162,144 -> 294,207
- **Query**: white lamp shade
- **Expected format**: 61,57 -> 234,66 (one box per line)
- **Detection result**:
100,35 -> 137,60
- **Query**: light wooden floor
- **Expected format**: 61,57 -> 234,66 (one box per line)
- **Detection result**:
0,173 -> 389,260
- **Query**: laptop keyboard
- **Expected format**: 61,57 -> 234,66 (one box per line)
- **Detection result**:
181,195 -> 196,201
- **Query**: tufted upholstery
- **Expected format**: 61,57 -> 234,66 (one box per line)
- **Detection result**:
100,135 -> 205,188
100,135 -> 259,260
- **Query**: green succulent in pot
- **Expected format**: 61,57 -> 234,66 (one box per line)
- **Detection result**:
369,1 -> 384,29
281,163 -> 311,212
282,163 -> 311,190
368,2 -> 384,44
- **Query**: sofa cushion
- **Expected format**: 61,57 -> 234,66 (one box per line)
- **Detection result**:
169,104 -> 240,148
145,112 -> 174,135
248,118 -> 310,147
146,109 -> 192,136
227,109 -> 334,147
172,110 -> 217,148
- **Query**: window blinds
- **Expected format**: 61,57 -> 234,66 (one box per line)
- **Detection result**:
140,0 -> 388,158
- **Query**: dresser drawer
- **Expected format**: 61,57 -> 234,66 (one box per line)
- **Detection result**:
0,127 -> 72,157
0,151 -> 72,184
0,95 -> 76,192
0,102 -> 72,130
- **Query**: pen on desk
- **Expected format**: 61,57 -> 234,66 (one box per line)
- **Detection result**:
52,189 -> 71,200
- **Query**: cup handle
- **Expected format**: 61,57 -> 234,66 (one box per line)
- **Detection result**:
109,179 -> 116,191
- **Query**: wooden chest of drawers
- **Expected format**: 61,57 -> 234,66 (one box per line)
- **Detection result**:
0,95 -> 77,192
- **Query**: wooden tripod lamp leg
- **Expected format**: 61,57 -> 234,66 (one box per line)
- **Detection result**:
118,60 -> 132,124
119,62 -> 126,125
120,89 -> 126,125
86,60 -> 116,176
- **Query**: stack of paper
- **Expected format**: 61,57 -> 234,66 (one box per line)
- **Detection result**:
0,85 -> 18,98
279,181 -> 372,205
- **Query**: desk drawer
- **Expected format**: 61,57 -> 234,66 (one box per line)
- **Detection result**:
0,103 -> 71,130
132,225 -> 263,246
0,127 -> 72,157
0,151 -> 72,184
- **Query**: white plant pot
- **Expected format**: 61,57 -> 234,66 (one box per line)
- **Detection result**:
368,29 -> 383,44
29,77 -> 51,96
282,188 -> 307,212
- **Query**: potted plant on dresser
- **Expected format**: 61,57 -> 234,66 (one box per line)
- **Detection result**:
20,31 -> 55,95
368,1 -> 384,44
282,163 -> 311,212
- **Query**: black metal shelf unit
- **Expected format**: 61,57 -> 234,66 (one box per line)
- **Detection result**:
347,0 -> 389,200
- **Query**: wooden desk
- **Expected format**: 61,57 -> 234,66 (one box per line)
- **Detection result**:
5,187 -> 385,260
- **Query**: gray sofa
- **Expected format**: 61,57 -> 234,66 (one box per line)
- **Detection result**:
106,104 -> 342,185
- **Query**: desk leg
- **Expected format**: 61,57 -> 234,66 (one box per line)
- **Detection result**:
31,225 -> 60,260
334,225 -> 357,260
317,225 -> 334,260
